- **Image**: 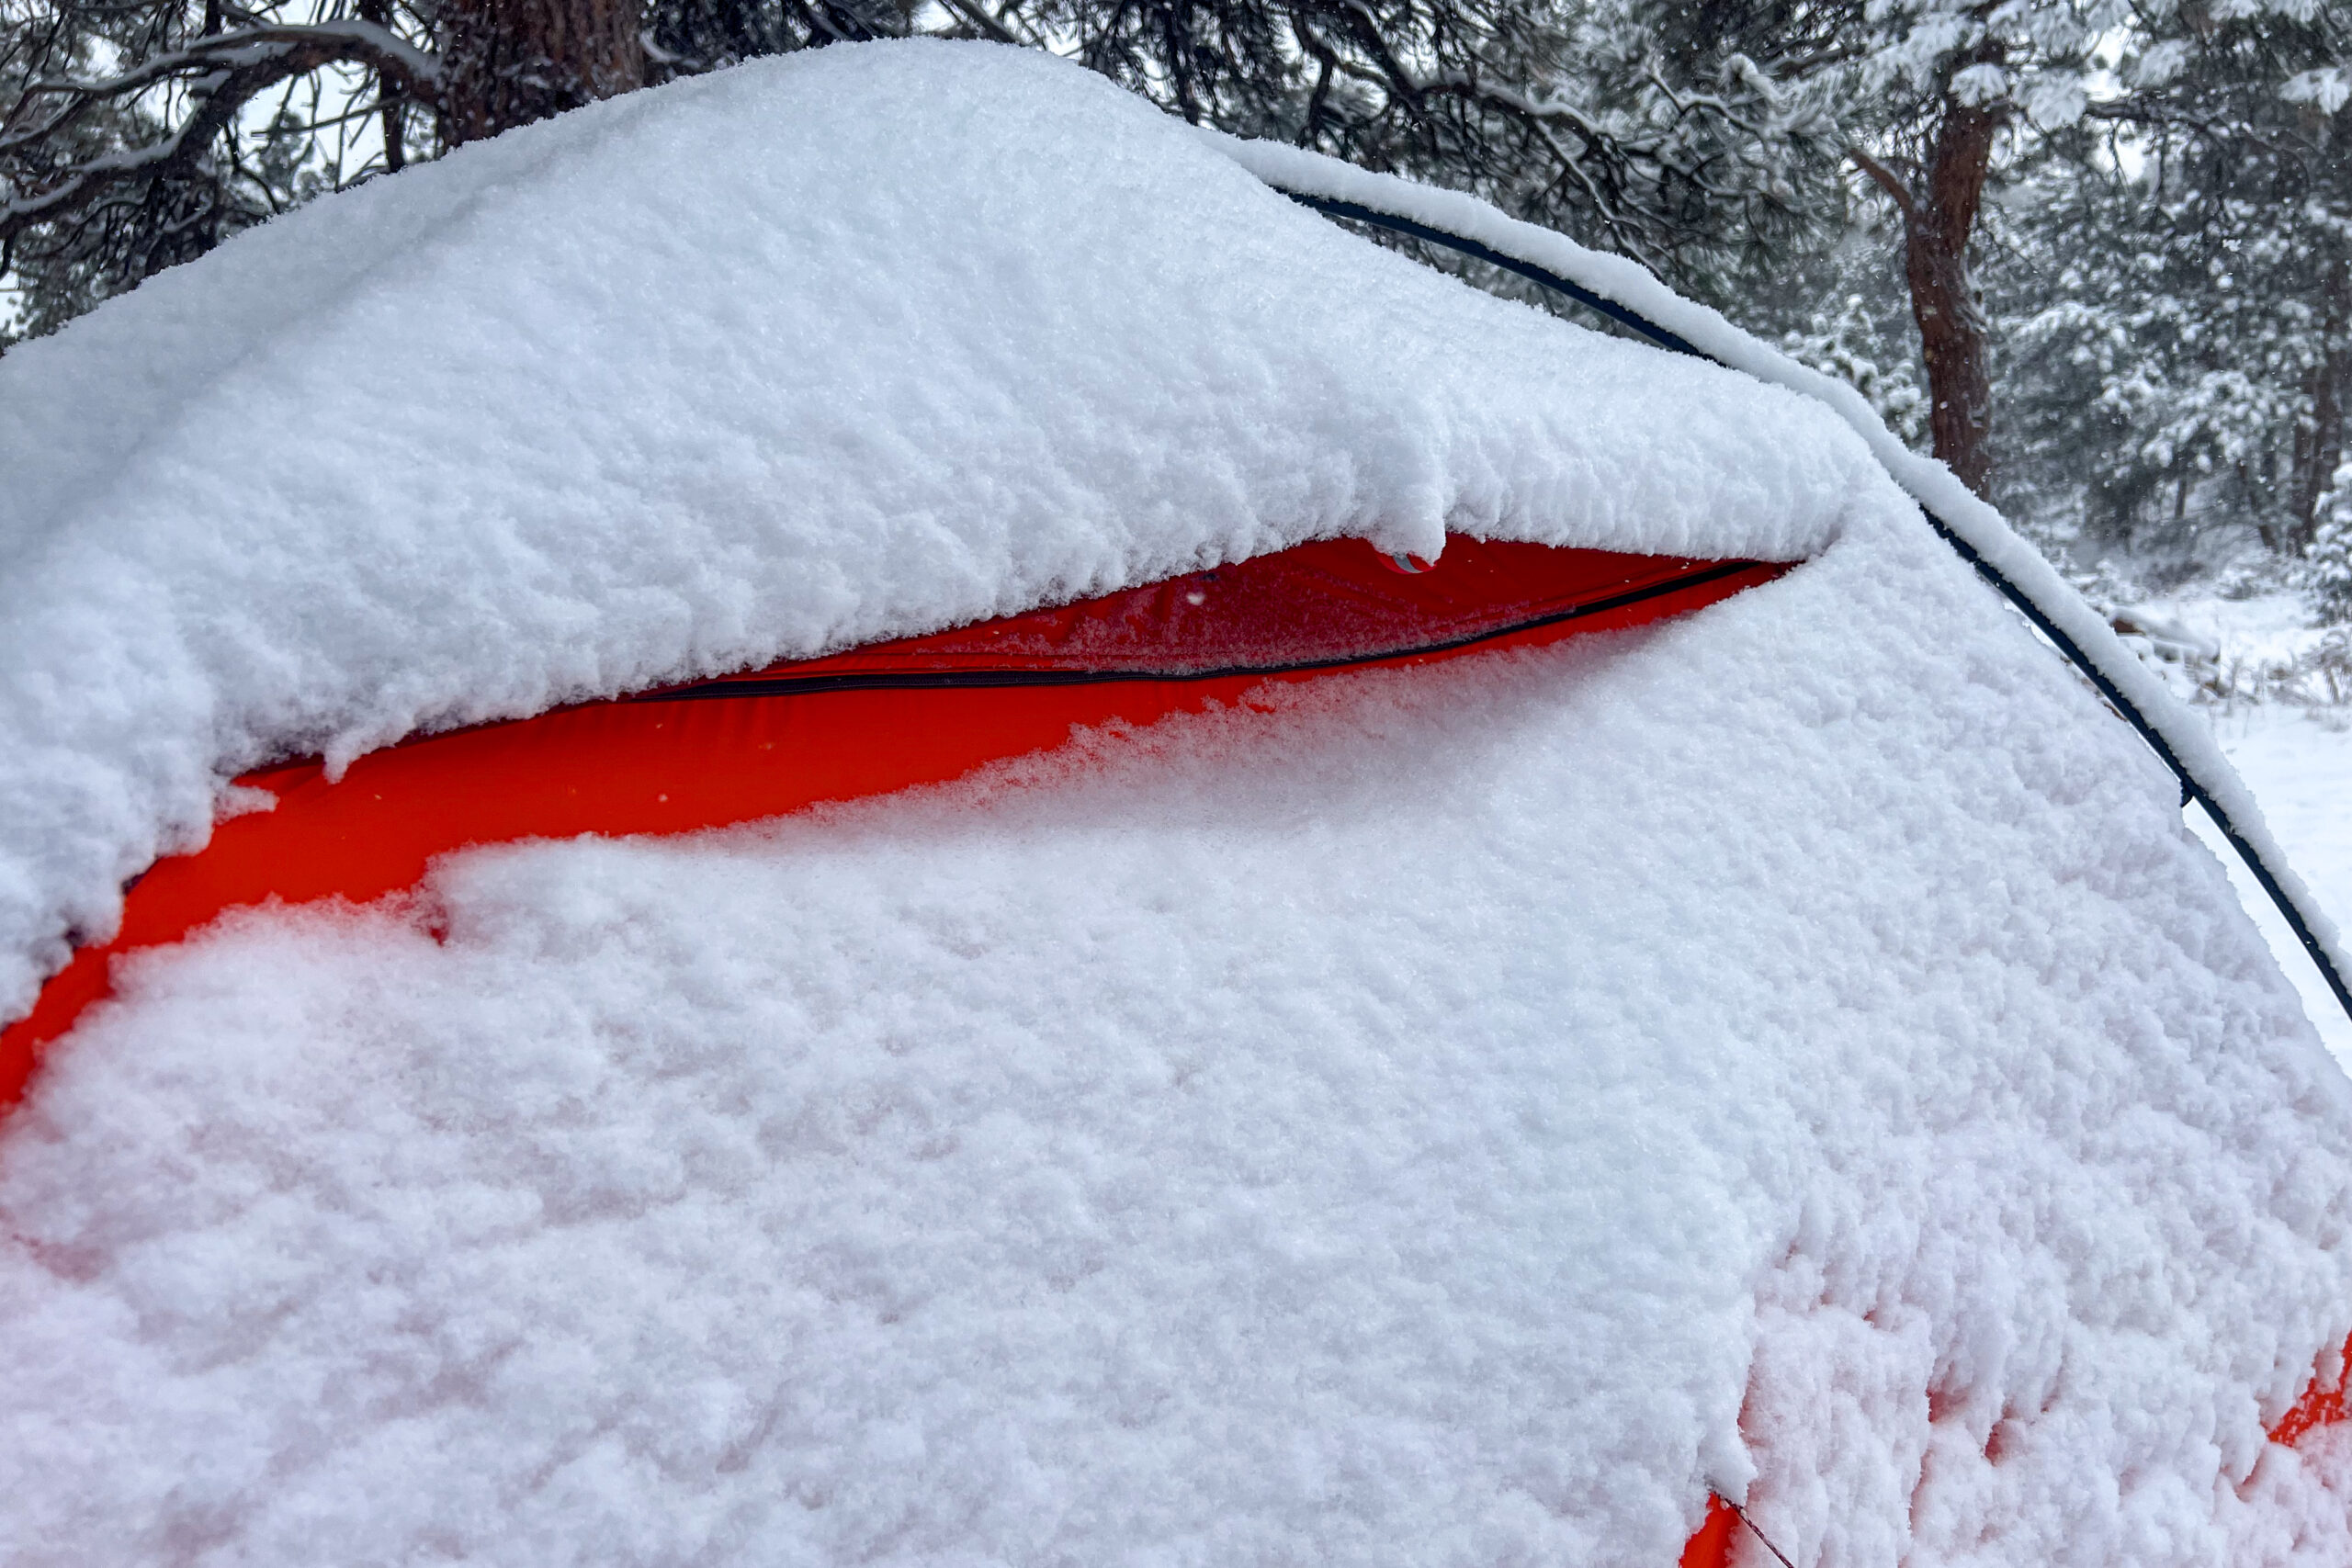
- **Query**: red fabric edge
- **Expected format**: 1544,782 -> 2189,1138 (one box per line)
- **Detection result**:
1,541 -> 1782,1108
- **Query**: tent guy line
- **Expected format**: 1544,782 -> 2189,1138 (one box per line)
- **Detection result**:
1724,1499 -> 1800,1568
1265,181 -> 2352,1032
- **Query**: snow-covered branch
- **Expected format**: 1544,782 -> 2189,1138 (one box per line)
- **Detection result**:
1847,145 -> 1917,220
2,20 -> 440,248
24,20 -> 435,100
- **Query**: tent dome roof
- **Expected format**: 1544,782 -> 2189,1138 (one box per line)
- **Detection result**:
4,39 -> 2351,1568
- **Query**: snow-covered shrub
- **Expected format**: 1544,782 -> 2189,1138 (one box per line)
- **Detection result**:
1779,292 -> 1928,449
2310,457 -> 2352,626
2080,547 -> 2352,709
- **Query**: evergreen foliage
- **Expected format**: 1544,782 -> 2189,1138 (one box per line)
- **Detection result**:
2313,458 -> 2352,624
1778,284 -> 1929,450
1994,0 -> 2350,566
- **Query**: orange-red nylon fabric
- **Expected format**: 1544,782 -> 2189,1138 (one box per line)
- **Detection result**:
2275,1331 -> 2352,1447
1679,1497 -> 1738,1568
0,536 -> 1781,1107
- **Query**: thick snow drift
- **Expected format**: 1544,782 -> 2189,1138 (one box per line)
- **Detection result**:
0,39 -> 1877,1022
4,37 -> 2352,1568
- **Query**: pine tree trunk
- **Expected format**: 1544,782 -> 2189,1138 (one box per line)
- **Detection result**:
1901,92 -> 2001,500
435,0 -> 645,145
2290,257 -> 2349,554
359,0 -> 407,169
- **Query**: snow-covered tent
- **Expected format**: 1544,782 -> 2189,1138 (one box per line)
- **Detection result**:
5,38 -> 2352,1567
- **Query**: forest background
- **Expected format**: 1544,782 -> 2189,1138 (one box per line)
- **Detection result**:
1,0 -> 2347,655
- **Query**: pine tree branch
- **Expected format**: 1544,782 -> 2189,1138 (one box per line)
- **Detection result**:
20,20 -> 437,109
1848,145 -> 1917,222
933,0 -> 1021,45
2,23 -> 441,246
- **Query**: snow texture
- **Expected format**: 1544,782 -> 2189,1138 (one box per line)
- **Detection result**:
6,37 -> 2352,1568
1207,130 -> 2352,1016
0,39 -> 1880,1023
2204,710 -> 2352,1070
10,515 -> 2352,1565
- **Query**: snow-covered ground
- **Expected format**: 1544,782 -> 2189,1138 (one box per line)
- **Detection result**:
2200,706 -> 2352,1066
2100,581 -> 2352,1066
2121,590 -> 2321,671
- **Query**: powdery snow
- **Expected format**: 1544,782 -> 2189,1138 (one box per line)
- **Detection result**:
1205,131 -> 2352,1014
0,39 -> 1881,1023
2118,591 -> 2317,670
5,36 -> 2352,1568
2201,709 -> 2352,1068
8,514 -> 2352,1564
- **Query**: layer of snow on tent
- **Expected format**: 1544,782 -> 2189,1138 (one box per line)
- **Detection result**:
4,37 -> 2352,1568
0,38 -> 1869,1023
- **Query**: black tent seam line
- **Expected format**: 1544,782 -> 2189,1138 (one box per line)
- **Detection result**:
639,558 -> 1773,702
1268,181 -> 2352,1029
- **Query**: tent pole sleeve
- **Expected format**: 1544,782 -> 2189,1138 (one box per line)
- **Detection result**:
1273,191 -> 1712,359
1266,183 -> 2352,1031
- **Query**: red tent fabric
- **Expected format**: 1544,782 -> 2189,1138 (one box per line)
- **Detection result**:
0,535 -> 1781,1109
